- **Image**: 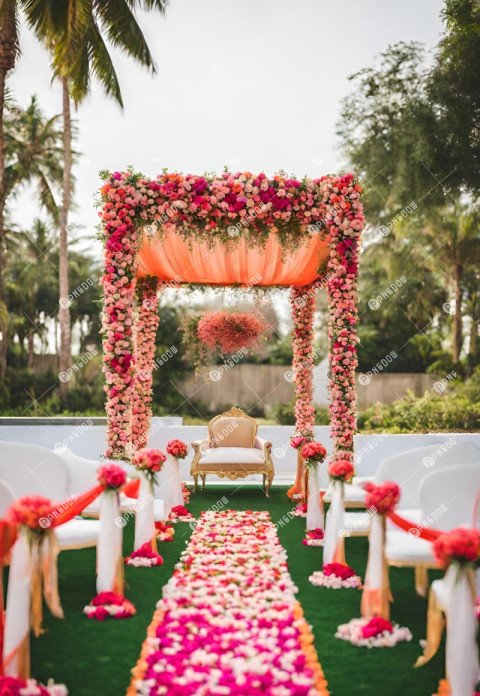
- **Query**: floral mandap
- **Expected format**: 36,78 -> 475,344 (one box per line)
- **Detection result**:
98,169 -> 364,491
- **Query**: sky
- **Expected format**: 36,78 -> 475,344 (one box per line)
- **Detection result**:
9,0 -> 444,256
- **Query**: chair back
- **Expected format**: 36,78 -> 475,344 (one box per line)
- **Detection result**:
0,479 -> 15,517
377,440 -> 480,510
419,462 -> 480,531
208,407 -> 257,448
0,441 -> 69,502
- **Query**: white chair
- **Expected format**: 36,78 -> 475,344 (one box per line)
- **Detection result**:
386,460 -> 480,595
378,440 -> 480,522
54,445 -> 165,521
414,463 -> 480,665
0,441 -> 100,551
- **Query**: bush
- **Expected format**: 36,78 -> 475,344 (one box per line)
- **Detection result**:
267,402 -> 330,426
359,389 -> 480,432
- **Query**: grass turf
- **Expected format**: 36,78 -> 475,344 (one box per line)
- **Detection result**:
31,485 -> 444,696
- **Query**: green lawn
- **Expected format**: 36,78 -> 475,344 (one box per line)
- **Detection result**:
31,485 -> 444,696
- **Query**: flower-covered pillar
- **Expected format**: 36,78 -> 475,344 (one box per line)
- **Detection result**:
100,173 -> 142,460
324,174 -> 364,463
288,284 -> 316,500
131,275 -> 160,452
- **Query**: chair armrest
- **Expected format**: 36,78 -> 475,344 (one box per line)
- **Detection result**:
254,436 -> 272,452
192,439 -> 210,453
192,437 -> 211,461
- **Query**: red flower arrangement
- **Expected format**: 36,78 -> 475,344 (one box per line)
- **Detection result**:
182,482 -> 191,505
0,677 -> 67,695
301,441 -> 327,468
155,521 -> 175,541
310,562 -> 362,589
290,435 -> 308,450
361,617 -> 393,639
302,528 -> 324,546
323,563 -> 357,580
7,496 -> 53,531
197,311 -> 266,354
364,481 -> 400,515
126,541 -> 164,567
83,591 -> 136,620
97,463 -> 127,489
166,439 -> 188,459
169,504 -> 194,522
328,459 -> 354,482
133,448 -> 166,487
433,527 -> 480,568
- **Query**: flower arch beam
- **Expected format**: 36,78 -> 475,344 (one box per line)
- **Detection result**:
99,171 -> 364,461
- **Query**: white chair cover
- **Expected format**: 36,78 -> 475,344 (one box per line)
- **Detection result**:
97,492 -> 122,593
306,467 -> 324,532
134,474 -> 155,550
3,534 -> 30,676
323,481 -> 345,565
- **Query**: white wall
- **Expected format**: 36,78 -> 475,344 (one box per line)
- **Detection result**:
0,418 -> 479,485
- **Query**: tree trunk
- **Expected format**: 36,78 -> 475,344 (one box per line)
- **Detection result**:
469,317 -> 478,358
27,331 -> 35,370
453,260 -> 463,363
58,78 -> 72,400
0,8 -> 17,378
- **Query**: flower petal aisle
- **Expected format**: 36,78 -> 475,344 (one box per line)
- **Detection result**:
128,509 -> 329,695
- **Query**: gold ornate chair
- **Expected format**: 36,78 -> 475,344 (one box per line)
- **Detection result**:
191,407 -> 274,496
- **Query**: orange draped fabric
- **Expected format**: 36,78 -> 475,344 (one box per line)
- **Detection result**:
122,479 -> 140,498
51,485 -> 105,527
50,478 -> 140,528
137,230 -> 330,286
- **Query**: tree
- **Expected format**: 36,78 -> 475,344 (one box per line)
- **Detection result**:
338,41 -> 480,364
0,94 -> 63,363
24,0 -> 168,401
6,219 -> 58,367
428,0 -> 480,194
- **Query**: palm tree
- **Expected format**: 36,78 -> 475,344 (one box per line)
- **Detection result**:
5,95 -> 63,212
0,93 -> 63,368
0,0 -> 20,376
423,204 -> 480,363
24,0 -> 167,401
7,219 -> 58,368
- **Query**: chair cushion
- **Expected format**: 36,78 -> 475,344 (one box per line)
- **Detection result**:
387,508 -> 422,531
83,497 -> 165,522
352,476 -> 376,487
343,512 -> 371,536
199,447 -> 265,465
324,483 -> 366,505
386,530 -> 436,565
210,417 -> 256,448
55,519 -> 100,550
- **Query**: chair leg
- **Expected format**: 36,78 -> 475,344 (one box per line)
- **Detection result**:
415,586 -> 445,667
266,474 -> 273,498
415,565 -> 428,597
193,475 -> 199,493
201,474 -> 206,491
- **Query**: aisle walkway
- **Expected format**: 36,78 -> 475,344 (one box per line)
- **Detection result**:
128,509 -> 329,695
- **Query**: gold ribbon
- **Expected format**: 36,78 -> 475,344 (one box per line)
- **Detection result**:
29,530 -> 64,638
